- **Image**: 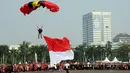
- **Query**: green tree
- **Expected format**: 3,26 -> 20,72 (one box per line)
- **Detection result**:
95,45 -> 105,60
10,48 -> 19,64
0,45 -> 9,64
36,45 -> 48,62
28,45 -> 38,63
19,41 -> 30,63
87,45 -> 96,61
28,45 -> 49,63
105,41 -> 112,57
116,43 -> 130,61
74,44 -> 87,62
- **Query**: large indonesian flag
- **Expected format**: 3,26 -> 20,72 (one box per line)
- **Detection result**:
43,36 -> 74,66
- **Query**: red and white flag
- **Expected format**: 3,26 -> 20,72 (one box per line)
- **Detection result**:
43,36 -> 74,66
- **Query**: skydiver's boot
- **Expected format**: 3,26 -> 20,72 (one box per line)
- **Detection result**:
41,34 -> 42,39
38,34 -> 40,39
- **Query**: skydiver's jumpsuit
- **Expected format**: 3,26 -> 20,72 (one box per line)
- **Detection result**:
38,28 -> 43,39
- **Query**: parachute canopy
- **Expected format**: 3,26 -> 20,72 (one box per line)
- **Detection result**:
20,1 -> 59,15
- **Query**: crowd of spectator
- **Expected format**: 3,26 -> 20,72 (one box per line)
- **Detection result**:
0,61 -> 130,73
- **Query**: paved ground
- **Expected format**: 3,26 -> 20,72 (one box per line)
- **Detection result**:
19,70 -> 130,73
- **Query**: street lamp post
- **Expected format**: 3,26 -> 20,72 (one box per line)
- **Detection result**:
84,52 -> 86,62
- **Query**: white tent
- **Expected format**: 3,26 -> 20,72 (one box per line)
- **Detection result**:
111,57 -> 121,63
19,62 -> 21,64
102,57 -> 111,63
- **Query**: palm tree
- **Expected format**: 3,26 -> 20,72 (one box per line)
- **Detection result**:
28,44 -> 49,63
87,45 -> 96,61
111,49 -> 118,60
10,48 -> 19,64
28,45 -> 38,62
105,41 -> 112,57
95,45 -> 104,60
74,44 -> 87,62
0,45 -> 9,64
18,41 -> 30,63
38,45 -> 48,62
116,43 -> 130,61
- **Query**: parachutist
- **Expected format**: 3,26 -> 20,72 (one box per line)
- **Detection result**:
37,26 -> 43,39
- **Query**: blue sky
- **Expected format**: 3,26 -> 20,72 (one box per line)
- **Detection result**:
0,0 -> 130,45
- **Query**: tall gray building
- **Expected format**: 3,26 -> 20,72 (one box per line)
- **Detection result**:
83,11 -> 112,45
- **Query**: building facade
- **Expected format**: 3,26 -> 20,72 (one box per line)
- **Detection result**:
112,33 -> 130,49
83,11 -> 112,45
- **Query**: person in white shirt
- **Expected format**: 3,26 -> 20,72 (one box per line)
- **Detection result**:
54,64 -> 57,70
64,62 -> 70,73
37,63 -> 41,71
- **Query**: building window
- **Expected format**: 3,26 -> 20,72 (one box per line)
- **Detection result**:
104,15 -> 110,18
106,26 -> 108,28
